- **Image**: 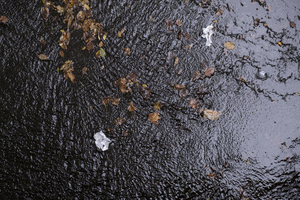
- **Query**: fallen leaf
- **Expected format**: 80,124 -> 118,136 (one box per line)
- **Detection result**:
124,48 -> 130,55
238,76 -> 246,82
59,51 -> 64,57
0,16 -> 8,23
148,112 -> 161,125
82,67 -> 87,74
149,16 -> 154,21
185,44 -> 193,54
178,31 -> 181,40
179,88 -> 189,98
198,108 -> 203,113
98,41 -> 103,47
254,18 -> 260,26
118,28 -> 125,37
123,130 -> 129,136
128,102 -> 137,111
189,98 -> 199,109
102,97 -> 112,106
165,18 -> 174,31
215,8 -> 223,17
192,71 -> 201,81
184,32 -> 193,40
114,118 -> 126,125
40,38 -> 46,45
38,54 -> 49,60
41,7 -> 49,21
141,86 -> 151,99
111,98 -> 120,105
127,72 -> 139,84
60,60 -> 75,83
174,84 -> 185,90
290,22 -> 296,28
278,41 -> 282,47
96,48 -> 106,59
103,33 -> 107,40
203,109 -> 222,121
176,19 -> 182,26
177,68 -> 183,75
154,102 -> 163,111
224,41 -> 235,50
205,67 -> 215,77
207,173 -> 217,179
86,41 -> 93,51
115,78 -> 132,93
174,57 -> 179,67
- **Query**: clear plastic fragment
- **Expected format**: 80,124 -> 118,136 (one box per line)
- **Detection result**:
94,131 -> 111,151
202,24 -> 214,46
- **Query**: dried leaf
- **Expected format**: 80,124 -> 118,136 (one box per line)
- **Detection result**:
86,41 -> 93,51
154,102 -> 163,111
60,60 -> 75,83
193,71 -> 201,81
127,73 -> 139,84
40,38 -> 46,45
96,48 -> 106,59
148,112 -> 161,125
118,28 -> 125,37
189,98 -> 199,109
165,19 -> 174,31
0,16 -> 8,23
41,7 -> 49,21
124,48 -> 130,55
178,31 -> 181,40
203,109 -> 222,121
185,44 -> 193,54
98,41 -> 103,47
176,20 -> 182,26
238,76 -> 246,82
224,41 -> 235,50
115,78 -> 132,93
207,173 -> 217,179
82,67 -> 87,74
128,102 -> 137,112
184,32 -> 193,40
179,88 -> 189,98
102,97 -> 112,106
123,130 -> 129,136
205,67 -> 215,77
76,11 -> 85,21
38,54 -> 49,60
215,8 -> 223,17
114,118 -> 126,125
59,51 -> 64,57
290,21 -> 296,28
174,84 -> 185,90
278,41 -> 282,47
111,98 -> 120,105
141,86 -> 151,99
174,57 -> 179,67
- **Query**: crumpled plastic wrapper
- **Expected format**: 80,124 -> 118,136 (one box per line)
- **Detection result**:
202,24 -> 214,46
94,131 -> 111,151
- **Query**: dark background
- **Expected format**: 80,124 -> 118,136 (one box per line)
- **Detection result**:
1,0 -> 300,199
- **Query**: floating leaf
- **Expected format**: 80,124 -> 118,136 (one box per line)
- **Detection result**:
40,38 -> 46,45
165,18 -> 174,32
38,54 -> 49,60
215,8 -> 223,17
127,72 -> 139,84
0,15 -> 9,22
179,88 -> 189,98
103,33 -> 107,40
123,130 -> 129,136
82,67 -> 87,74
193,71 -> 201,81
114,118 -> 126,125
148,112 -> 161,125
205,67 -> 215,77
184,32 -> 193,40
59,51 -> 64,57
203,109 -> 222,121
176,19 -> 182,26
115,78 -> 132,93
128,102 -> 137,112
102,97 -> 112,106
224,41 -> 235,50
118,28 -> 125,37
238,76 -> 246,83
174,84 -> 185,90
124,47 -> 130,55
189,98 -> 199,109
174,57 -> 179,67
40,7 -> 49,21
141,86 -> 151,99
154,102 -> 163,111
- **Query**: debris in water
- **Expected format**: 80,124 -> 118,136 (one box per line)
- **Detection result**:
256,70 -> 268,80
202,24 -> 214,46
94,131 -> 111,151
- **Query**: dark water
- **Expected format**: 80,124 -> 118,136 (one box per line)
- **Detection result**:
1,0 -> 300,199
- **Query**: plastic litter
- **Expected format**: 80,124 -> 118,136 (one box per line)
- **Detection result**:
202,24 -> 214,46
94,131 -> 111,151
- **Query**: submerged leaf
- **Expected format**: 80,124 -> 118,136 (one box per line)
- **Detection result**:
203,109 -> 222,121
185,44 -> 193,54
224,41 -> 235,50
176,19 -> 182,26
179,88 -> 189,98
124,47 -> 130,55
0,16 -> 8,23
205,67 -> 215,77
148,112 -> 161,125
192,71 -> 201,81
118,28 -> 125,37
114,118 -> 126,125
154,102 -> 163,111
38,54 -> 49,60
141,86 -> 151,99
189,98 -> 199,109
82,67 -> 87,74
128,102 -> 137,111
111,98 -> 120,105
115,78 -> 132,93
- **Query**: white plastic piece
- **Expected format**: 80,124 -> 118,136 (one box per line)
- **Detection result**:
94,131 -> 111,151
202,24 -> 214,46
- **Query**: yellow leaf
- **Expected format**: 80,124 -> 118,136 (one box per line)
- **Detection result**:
224,41 -> 235,50
128,102 -> 137,111
203,109 -> 222,121
103,33 -> 107,40
148,112 -> 161,125
154,102 -> 163,110
278,42 -> 282,47
38,54 -> 48,60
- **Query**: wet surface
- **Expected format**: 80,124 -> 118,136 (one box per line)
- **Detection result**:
1,0 -> 300,199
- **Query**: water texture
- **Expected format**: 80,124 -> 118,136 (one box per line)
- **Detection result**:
0,0 -> 300,199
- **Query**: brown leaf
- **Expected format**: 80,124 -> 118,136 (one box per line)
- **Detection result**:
174,84 -> 185,90
118,28 -> 125,37
179,88 -> 189,98
176,20 -> 182,26
185,44 -> 193,54
165,18 -> 174,31
40,7 -> 49,21
224,41 -> 235,50
60,60 -> 75,83
193,71 -> 201,81
148,112 -> 161,125
174,57 -> 179,67
184,32 -> 193,40
124,48 -> 130,55
189,98 -> 199,109
205,67 -> 215,77
203,109 -> 222,121
102,97 -> 112,106
59,51 -> 64,57
215,8 -> 223,17
207,173 -> 217,179
82,67 -> 87,74
178,31 -> 181,40
66,70 -> 75,83
290,21 -> 296,28
38,54 -> 49,60
238,76 -> 246,83
115,78 -> 132,93
86,41 -> 93,51
141,86 -> 151,99
111,98 -> 120,105
154,102 -> 163,111
98,41 -> 103,47
127,72 -> 139,84
0,16 -> 8,23
123,130 -> 129,136
114,118 -> 126,125
128,102 -> 137,112
40,38 -> 46,45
